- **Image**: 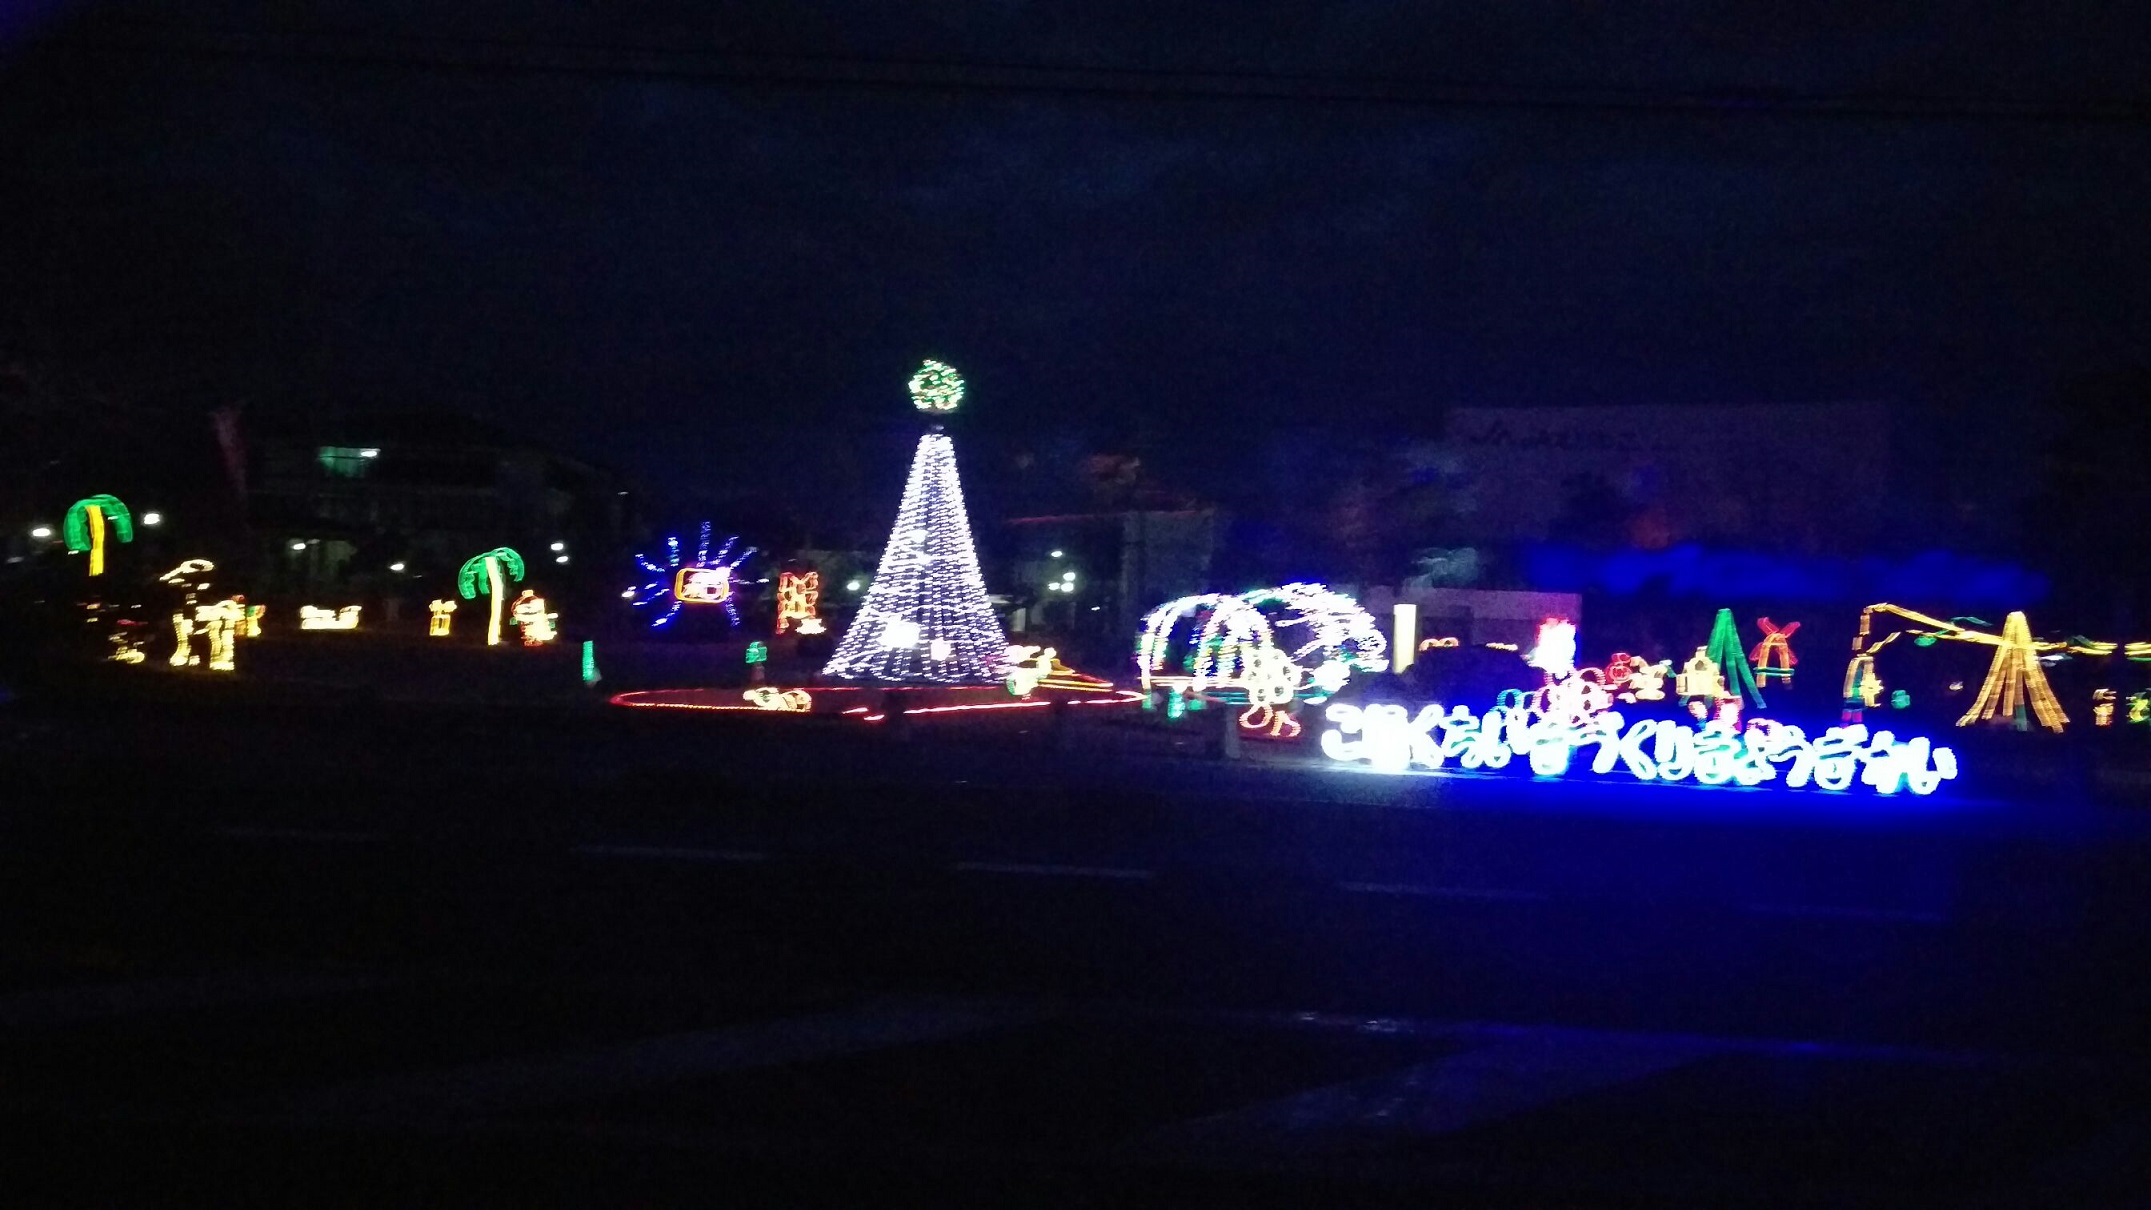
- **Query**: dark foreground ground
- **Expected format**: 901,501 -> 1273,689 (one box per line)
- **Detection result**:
6,681 -> 2151,1207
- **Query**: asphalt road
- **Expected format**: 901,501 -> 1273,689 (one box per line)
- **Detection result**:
5,691 -> 2151,1205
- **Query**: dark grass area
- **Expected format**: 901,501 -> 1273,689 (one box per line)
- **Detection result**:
8,681 -> 2151,1204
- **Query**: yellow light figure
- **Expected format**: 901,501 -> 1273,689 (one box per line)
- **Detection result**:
1615,655 -> 1670,703
1003,644 -> 1116,696
170,612 -> 198,667
1392,602 -> 1417,673
1601,657 -> 1638,700
1959,610 -> 2067,732
777,570 -> 823,635
199,599 -> 241,672
1843,651 -> 1882,716
299,605 -> 362,630
1846,603 -> 2083,733
742,686 -> 812,711
510,590 -> 557,646
429,598 -> 457,637
1005,644 -> 1051,696
2131,692 -> 2151,726
2094,688 -> 2116,727
158,560 -> 217,668
241,602 -> 265,638
1675,646 -> 1726,702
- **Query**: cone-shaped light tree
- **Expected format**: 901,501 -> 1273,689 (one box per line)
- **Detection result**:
822,361 -> 1009,684
458,546 -> 527,647
1705,607 -> 1766,710
1959,610 -> 2067,732
65,494 -> 134,577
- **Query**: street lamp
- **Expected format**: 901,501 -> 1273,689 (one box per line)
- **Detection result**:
142,511 -> 163,526
29,525 -> 52,539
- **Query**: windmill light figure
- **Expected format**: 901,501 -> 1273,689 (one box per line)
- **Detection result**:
1750,617 -> 1800,684
630,523 -> 755,628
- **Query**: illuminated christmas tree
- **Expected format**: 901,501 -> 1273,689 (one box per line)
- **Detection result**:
822,362 -> 1009,684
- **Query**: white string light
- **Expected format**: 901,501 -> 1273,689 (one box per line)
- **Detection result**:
822,431 -> 1009,684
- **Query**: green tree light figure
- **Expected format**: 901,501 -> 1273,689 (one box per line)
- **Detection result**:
458,547 -> 527,646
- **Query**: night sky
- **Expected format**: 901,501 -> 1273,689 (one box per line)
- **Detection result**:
4,1 -> 2149,531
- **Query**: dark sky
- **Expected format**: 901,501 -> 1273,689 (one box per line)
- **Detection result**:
3,1 -> 2149,523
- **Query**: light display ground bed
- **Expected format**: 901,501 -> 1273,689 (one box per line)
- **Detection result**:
12,685 -> 2151,936
610,683 -> 1144,720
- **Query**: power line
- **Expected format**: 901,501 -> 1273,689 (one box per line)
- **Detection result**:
46,19 -> 2151,126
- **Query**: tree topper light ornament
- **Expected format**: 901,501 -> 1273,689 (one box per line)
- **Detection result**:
908,359 -> 965,413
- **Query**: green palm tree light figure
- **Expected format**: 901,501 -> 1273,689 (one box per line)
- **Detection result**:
458,547 -> 527,646
65,494 -> 134,577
